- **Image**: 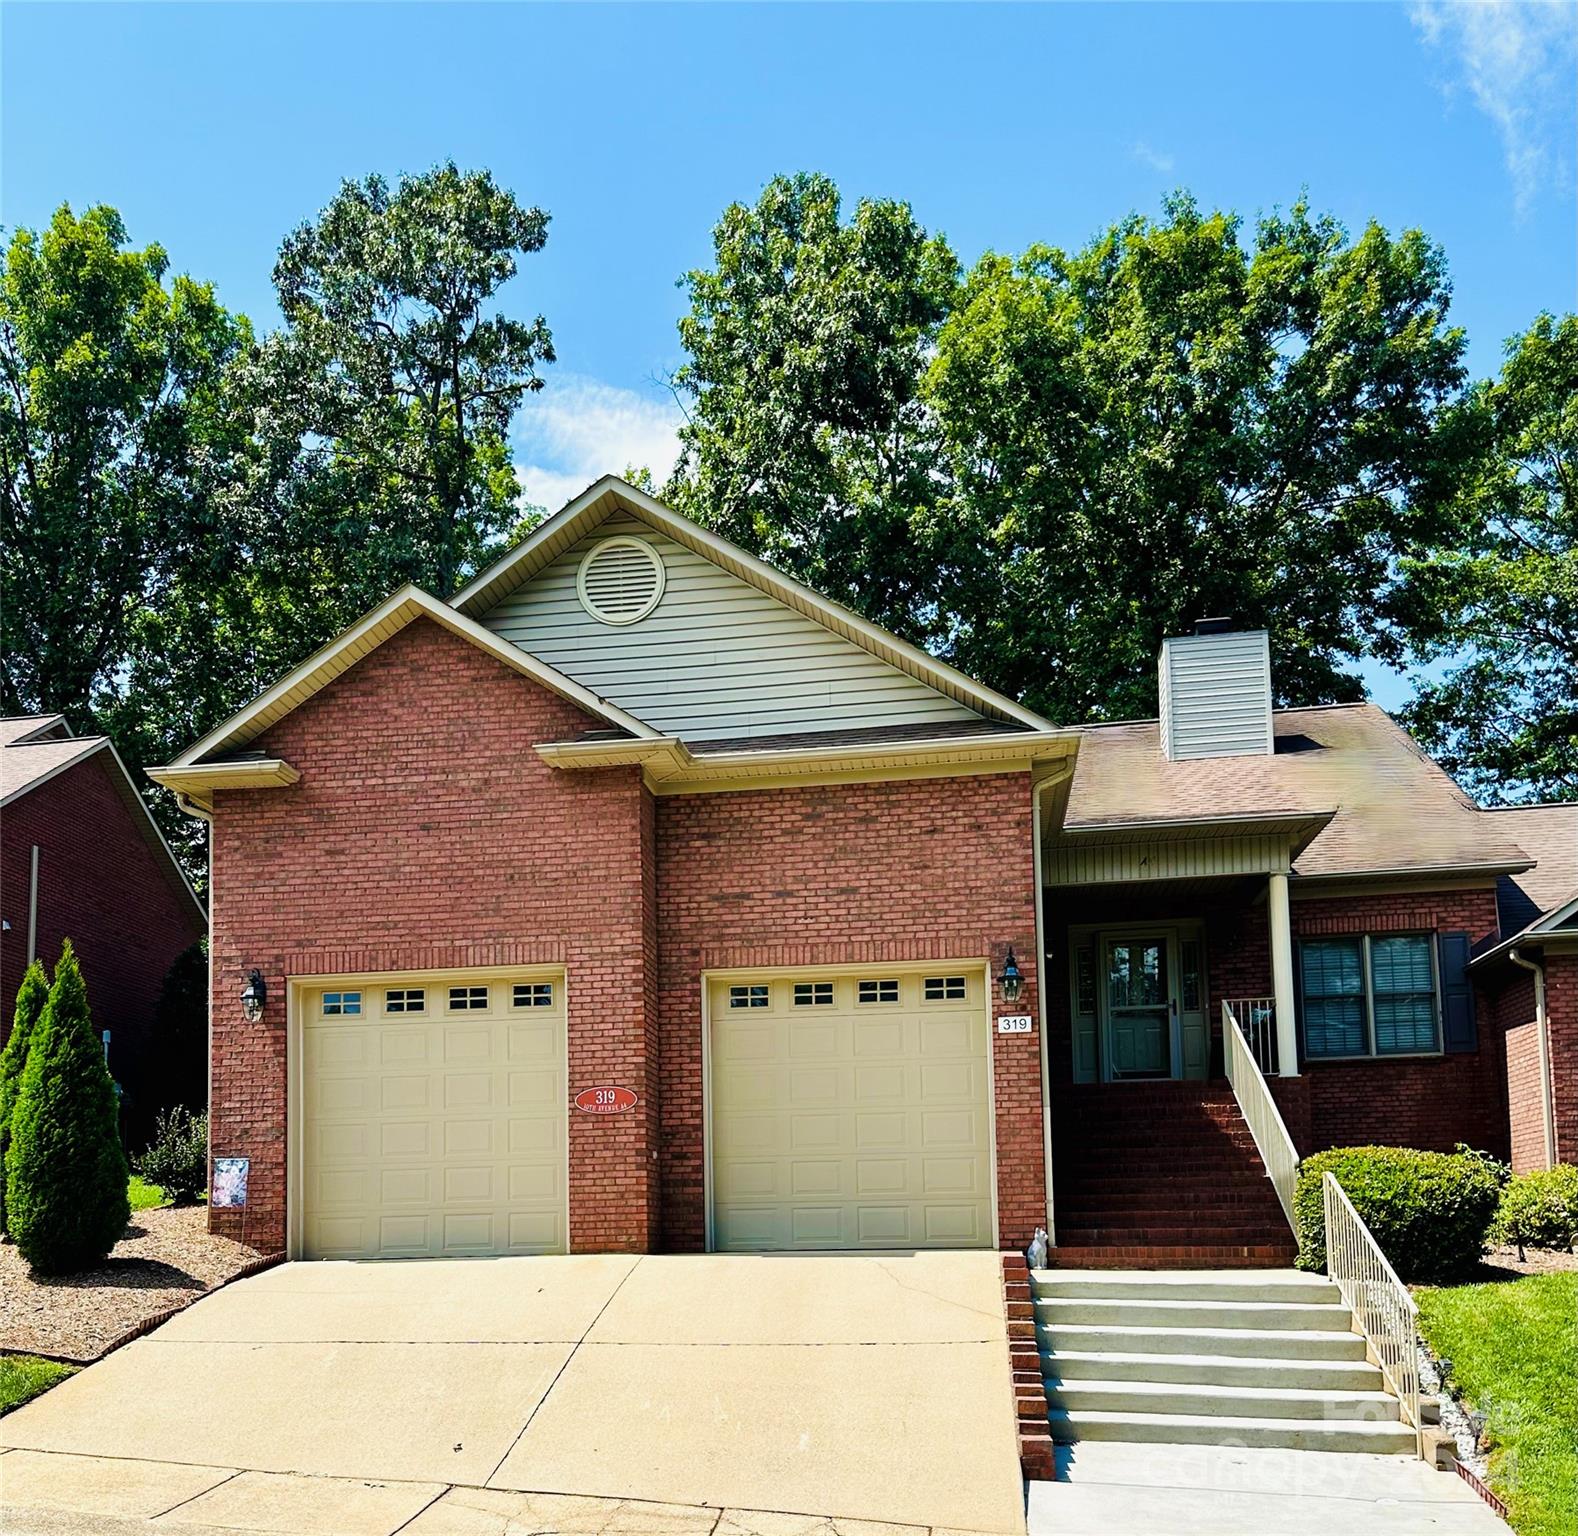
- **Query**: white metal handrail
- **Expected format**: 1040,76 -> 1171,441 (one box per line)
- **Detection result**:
1323,1171 -> 1422,1456
1222,1002 -> 1299,1230
1224,996 -> 1278,1076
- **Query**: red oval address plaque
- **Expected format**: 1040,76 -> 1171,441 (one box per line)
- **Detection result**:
574,1086 -> 639,1114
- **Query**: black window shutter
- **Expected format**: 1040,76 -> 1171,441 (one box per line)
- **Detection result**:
1438,932 -> 1477,1053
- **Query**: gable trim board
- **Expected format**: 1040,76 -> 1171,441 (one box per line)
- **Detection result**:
453,476 -> 1054,733
4,734 -> 205,923
535,728 -> 1076,795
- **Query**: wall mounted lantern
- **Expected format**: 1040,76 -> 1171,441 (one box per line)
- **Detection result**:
240,969 -> 267,1023
999,948 -> 1023,1004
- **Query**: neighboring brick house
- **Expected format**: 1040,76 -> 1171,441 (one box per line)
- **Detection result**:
1469,805 -> 1578,1173
149,478 -> 1572,1264
2,714 -> 206,1139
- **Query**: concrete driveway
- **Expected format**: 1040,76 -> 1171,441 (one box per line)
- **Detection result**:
0,1252 -> 1024,1536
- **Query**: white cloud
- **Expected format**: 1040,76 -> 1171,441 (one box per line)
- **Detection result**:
1410,0 -> 1578,212
1131,141 -> 1176,175
513,373 -> 684,513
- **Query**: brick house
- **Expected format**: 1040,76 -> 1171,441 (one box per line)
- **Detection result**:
2,714 -> 206,1138
148,478 -> 1574,1263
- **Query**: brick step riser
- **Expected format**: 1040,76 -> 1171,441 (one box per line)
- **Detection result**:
1054,1191 -> 1286,1212
1054,1213 -> 1290,1231
1041,1248 -> 1296,1269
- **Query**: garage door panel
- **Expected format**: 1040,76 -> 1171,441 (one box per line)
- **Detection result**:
710,970 -> 992,1252
301,974 -> 566,1260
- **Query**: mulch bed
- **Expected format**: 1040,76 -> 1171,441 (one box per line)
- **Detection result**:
0,1205 -> 265,1363
1473,1242 -> 1578,1280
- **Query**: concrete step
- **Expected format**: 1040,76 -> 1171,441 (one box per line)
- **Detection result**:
1043,1408 -> 1420,1453
1043,1349 -> 1385,1390
1036,1296 -> 1352,1331
1031,1269 -> 1339,1303
1042,1377 -> 1400,1421
1036,1323 -> 1368,1360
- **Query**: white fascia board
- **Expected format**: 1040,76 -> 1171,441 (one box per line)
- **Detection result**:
453,475 -> 1057,733
169,584 -> 660,768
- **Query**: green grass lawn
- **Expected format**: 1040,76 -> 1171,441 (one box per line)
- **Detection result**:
128,1175 -> 168,1211
0,1354 -> 76,1415
1417,1271 -> 1577,1536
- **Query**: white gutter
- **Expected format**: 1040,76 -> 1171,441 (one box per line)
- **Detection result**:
1508,948 -> 1556,1169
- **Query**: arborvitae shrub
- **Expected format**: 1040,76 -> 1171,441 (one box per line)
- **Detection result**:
0,958 -> 49,1235
5,942 -> 130,1273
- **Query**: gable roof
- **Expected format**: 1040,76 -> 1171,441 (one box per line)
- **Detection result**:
164,584 -> 662,772
1058,703 -> 1534,882
2,717 -> 205,921
453,476 -> 1054,732
1486,804 -> 1578,933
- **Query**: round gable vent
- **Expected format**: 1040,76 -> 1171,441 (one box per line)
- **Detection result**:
576,536 -> 666,625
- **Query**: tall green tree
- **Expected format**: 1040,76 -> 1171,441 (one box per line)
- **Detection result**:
0,204 -> 249,723
1392,314 -> 1578,802
666,172 -> 957,638
5,942 -> 130,1274
924,195 -> 1471,722
262,160 -> 554,599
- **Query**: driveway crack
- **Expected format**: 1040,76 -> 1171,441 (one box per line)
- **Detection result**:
482,1254 -> 644,1488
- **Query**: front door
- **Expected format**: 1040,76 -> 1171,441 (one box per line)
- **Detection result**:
1103,934 -> 1174,1079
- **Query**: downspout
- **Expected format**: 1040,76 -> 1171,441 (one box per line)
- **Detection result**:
26,845 -> 39,963
1031,766 -> 1072,1245
1508,948 -> 1555,1169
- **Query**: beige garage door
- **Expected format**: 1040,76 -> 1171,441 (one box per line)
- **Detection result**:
708,968 -> 994,1251
300,972 -> 566,1259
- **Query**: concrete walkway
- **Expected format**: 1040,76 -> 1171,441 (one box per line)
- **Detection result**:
0,1252 -> 1024,1536
1028,1440 -> 1512,1536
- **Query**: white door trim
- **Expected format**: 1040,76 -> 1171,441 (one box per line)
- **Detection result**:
699,957 -> 998,1253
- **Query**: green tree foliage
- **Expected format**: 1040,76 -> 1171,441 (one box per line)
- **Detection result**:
667,173 -> 957,639
147,942 -> 209,1122
0,204 -> 250,724
261,160 -> 554,599
5,942 -> 130,1274
669,184 -> 1471,726
0,959 -> 50,1234
1392,314 -> 1577,802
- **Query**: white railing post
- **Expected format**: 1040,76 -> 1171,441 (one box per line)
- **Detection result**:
1323,1171 -> 1422,1458
1222,1002 -> 1299,1231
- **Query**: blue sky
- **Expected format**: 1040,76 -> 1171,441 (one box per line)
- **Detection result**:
5,2 -> 1576,704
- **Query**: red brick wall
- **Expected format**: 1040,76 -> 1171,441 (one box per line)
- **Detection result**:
1284,887 -> 1508,1159
206,618 -> 658,1253
0,750 -> 204,1139
655,773 -> 1044,1251
1547,954 -> 1578,1166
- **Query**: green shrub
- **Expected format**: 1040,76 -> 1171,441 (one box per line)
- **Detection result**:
1493,1165 -> 1578,1255
5,942 -> 130,1274
0,959 -> 49,1235
137,1106 -> 208,1206
1294,1145 -> 1502,1284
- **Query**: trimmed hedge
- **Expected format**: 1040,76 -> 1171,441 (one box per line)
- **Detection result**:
1493,1164 -> 1578,1254
5,942 -> 130,1275
1294,1145 -> 1502,1284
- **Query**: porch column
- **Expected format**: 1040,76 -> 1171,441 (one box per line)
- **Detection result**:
1268,872 -> 1299,1077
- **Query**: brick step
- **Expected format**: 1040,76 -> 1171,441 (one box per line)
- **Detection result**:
1056,1229 -> 1294,1248
1054,1188 -> 1286,1212
1042,1245 -> 1297,1269
1055,1212 -> 1288,1234
1054,1170 -> 1274,1190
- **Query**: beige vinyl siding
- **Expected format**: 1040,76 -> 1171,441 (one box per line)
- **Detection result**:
1159,630 -> 1274,761
481,513 -> 983,741
1047,833 -> 1295,884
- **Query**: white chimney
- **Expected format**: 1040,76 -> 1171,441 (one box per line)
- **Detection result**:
1158,622 -> 1273,761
